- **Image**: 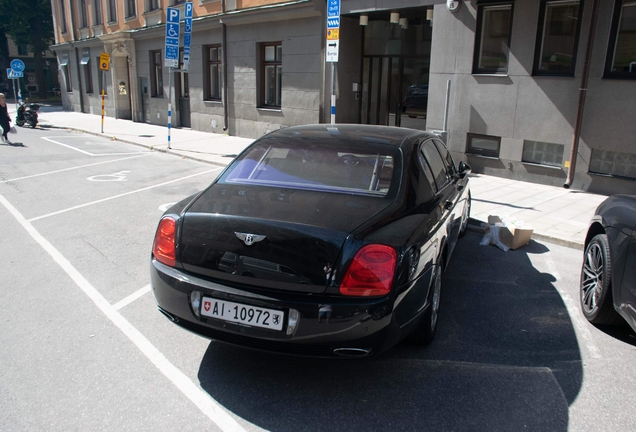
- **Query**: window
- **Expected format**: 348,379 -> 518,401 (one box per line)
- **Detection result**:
473,2 -> 514,74
79,0 -> 88,28
125,0 -> 136,18
60,53 -> 72,93
467,133 -> 501,158
589,149 -> 636,179
534,1 -> 582,76
147,0 -> 160,11
420,140 -> 451,192
59,0 -> 68,33
94,0 -> 103,25
17,45 -> 28,56
433,139 -> 457,176
107,0 -> 117,22
260,43 -> 282,108
97,56 -> 107,95
205,45 -> 222,101
605,0 -> 636,79
150,50 -> 163,97
81,49 -> 93,94
173,0 -> 186,4
522,140 -> 564,167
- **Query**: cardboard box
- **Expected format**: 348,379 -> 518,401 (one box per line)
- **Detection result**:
487,216 -> 533,250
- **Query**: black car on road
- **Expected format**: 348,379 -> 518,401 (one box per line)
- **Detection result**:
581,195 -> 636,334
151,124 -> 471,357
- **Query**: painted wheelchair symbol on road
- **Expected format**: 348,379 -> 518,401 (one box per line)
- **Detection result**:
87,171 -> 131,182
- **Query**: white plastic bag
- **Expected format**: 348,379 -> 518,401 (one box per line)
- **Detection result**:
9,126 -> 17,134
480,223 -> 510,252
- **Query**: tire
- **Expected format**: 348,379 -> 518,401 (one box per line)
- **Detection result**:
16,119 -> 25,127
409,260 -> 443,345
458,191 -> 471,238
27,118 -> 37,128
580,234 -> 622,325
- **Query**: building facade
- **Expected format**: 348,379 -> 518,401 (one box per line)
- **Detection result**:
50,0 -> 636,195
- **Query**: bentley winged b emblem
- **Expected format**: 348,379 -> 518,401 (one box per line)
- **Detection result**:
235,232 -> 267,246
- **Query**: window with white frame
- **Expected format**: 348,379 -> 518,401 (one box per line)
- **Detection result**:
94,0 -> 103,25
60,53 -> 72,92
79,0 -> 88,28
473,2 -> 514,74
81,48 -> 93,94
147,0 -> 160,11
533,0 -> 583,76
125,0 -> 136,18
107,0 -> 117,22
59,0 -> 68,33
260,42 -> 282,108
605,0 -> 636,79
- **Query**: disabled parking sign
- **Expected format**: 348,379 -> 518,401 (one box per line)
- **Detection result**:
164,7 -> 180,68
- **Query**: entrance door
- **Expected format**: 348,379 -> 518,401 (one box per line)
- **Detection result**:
176,50 -> 191,128
361,56 -> 428,131
139,77 -> 149,123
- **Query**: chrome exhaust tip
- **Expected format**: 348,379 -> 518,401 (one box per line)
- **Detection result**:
158,307 -> 179,323
333,348 -> 371,357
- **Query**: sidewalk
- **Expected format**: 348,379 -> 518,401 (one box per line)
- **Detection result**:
17,107 -> 607,250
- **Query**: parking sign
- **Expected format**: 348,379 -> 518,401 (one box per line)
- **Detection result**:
164,7 -> 180,68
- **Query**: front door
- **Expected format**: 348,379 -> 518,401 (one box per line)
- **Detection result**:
176,50 -> 191,128
361,57 -> 429,130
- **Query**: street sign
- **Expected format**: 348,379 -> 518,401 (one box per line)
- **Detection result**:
183,1 -> 193,71
327,17 -> 340,29
327,29 -> 339,40
99,52 -> 110,71
327,0 -> 340,18
10,59 -> 25,72
164,7 -> 180,68
326,40 -> 339,62
7,68 -> 23,79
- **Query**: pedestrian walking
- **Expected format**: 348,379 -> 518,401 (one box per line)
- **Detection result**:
0,93 -> 12,144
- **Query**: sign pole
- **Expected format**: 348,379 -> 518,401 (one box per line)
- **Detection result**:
12,78 -> 18,112
326,0 -> 340,125
168,68 -> 173,149
331,64 -> 336,125
101,71 -> 105,133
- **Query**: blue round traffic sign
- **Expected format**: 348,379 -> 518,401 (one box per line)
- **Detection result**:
10,59 -> 25,72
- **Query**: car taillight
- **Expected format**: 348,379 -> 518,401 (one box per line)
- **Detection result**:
340,244 -> 397,297
153,217 -> 176,267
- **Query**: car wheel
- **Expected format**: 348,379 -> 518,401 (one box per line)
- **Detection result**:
458,192 -> 471,238
580,234 -> 622,325
409,260 -> 443,345
16,119 -> 25,127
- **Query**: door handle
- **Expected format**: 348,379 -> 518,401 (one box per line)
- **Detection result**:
444,201 -> 453,211
457,184 -> 464,192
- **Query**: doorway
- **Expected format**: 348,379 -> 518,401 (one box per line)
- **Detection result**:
175,50 -> 191,128
361,56 -> 429,130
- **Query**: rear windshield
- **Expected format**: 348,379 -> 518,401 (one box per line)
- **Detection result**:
219,140 -> 398,197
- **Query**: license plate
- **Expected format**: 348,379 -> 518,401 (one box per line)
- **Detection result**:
201,297 -> 284,331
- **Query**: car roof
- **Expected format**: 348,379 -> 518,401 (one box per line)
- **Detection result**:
260,124 -> 435,148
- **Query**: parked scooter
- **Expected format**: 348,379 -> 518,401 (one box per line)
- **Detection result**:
16,102 -> 40,128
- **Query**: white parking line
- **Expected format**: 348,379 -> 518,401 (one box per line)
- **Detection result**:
42,136 -> 152,156
28,168 -> 221,222
0,193 -> 246,432
113,284 -> 152,311
0,154 -> 151,184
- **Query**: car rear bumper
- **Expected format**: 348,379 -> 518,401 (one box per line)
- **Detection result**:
151,259 -> 410,358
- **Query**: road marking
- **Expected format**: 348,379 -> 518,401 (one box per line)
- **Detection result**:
42,136 -> 151,156
87,170 -> 131,182
544,253 -> 602,359
113,284 -> 152,311
28,168 -> 221,222
0,154 -> 150,184
0,193 -> 246,432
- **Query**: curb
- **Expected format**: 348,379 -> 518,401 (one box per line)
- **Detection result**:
38,124 -> 229,168
466,218 -> 584,251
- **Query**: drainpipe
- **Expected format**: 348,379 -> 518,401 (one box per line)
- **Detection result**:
222,0 -> 229,132
564,0 -> 600,189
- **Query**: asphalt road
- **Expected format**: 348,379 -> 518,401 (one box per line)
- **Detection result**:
1,126 -> 635,431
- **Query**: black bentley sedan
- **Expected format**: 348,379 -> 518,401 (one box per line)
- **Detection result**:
151,124 -> 471,358
581,195 -> 636,334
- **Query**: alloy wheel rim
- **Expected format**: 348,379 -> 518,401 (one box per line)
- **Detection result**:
431,266 -> 442,330
581,242 -> 603,313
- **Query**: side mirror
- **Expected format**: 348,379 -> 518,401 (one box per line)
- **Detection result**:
458,161 -> 472,179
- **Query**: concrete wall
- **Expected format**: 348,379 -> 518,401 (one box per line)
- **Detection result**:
427,0 -> 636,195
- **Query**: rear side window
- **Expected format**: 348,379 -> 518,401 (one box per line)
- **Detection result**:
420,140 -> 450,192
220,141 -> 397,197
433,139 -> 456,176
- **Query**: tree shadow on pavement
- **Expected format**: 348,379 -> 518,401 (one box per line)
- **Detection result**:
197,232 -> 581,432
